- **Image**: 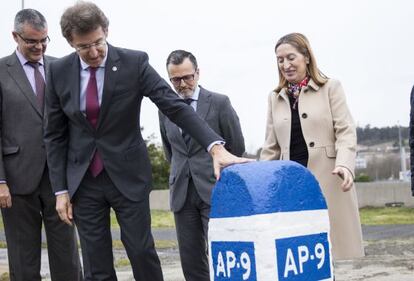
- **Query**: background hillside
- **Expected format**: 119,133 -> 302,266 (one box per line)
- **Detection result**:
357,125 -> 409,146
356,125 -> 410,182
148,125 -> 412,188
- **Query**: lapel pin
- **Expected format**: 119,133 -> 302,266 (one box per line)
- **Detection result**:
112,66 -> 118,72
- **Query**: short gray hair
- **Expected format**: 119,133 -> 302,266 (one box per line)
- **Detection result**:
14,9 -> 47,33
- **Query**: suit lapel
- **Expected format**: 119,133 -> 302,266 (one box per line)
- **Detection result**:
186,87 -> 211,150
167,118 -> 188,148
195,87 -> 211,120
165,88 -> 211,153
69,54 -> 93,131
97,45 -> 120,130
6,53 -> 42,117
278,88 -> 290,104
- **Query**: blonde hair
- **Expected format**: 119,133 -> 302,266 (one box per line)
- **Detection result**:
274,33 -> 328,93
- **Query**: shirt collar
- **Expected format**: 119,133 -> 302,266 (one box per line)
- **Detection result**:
191,85 -> 200,101
179,85 -> 200,101
79,44 -> 108,70
15,48 -> 44,66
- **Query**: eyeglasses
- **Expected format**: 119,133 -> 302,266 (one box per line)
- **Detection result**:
74,39 -> 107,53
169,72 -> 196,85
16,33 -> 50,46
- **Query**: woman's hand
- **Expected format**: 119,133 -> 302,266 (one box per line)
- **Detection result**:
332,166 -> 354,192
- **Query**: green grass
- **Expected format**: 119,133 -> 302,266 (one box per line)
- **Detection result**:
0,209 -> 175,232
0,210 -> 176,250
112,239 -> 177,250
150,210 -> 175,228
1,207 -> 414,229
360,206 -> 414,225
115,257 -> 131,268
0,273 -> 8,281
110,209 -> 175,229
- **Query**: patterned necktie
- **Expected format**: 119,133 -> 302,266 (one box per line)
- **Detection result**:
26,61 -> 45,112
86,67 -> 103,177
182,98 -> 194,147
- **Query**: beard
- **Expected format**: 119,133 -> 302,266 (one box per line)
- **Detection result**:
176,87 -> 195,99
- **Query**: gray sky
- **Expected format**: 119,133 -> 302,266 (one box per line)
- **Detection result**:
2,0 -> 413,153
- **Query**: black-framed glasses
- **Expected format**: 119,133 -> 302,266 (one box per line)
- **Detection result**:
169,72 -> 196,85
16,33 -> 50,46
74,39 -> 107,53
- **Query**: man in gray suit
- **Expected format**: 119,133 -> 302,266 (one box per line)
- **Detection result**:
159,50 -> 245,280
0,9 -> 82,281
43,2 -> 250,281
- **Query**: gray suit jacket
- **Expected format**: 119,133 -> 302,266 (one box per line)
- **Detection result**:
44,45 -> 223,201
0,52 -> 52,195
159,87 -> 245,212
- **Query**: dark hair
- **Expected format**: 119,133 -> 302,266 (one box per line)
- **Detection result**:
60,1 -> 109,42
274,33 -> 327,93
14,9 -> 47,33
166,50 -> 198,69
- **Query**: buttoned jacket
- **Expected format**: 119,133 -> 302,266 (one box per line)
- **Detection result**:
261,78 -> 364,260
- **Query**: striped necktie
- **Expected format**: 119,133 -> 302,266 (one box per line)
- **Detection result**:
26,61 -> 45,112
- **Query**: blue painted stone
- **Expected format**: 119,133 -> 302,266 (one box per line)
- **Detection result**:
210,160 -> 327,218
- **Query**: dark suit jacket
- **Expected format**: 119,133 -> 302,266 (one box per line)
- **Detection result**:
0,52 -> 52,195
159,87 -> 245,211
410,85 -> 414,195
44,44 -> 222,201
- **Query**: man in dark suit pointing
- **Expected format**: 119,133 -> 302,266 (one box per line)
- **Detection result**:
44,2 -> 250,280
160,50 -> 245,280
0,9 -> 81,281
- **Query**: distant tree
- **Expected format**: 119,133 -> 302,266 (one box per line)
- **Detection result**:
143,129 -> 170,190
356,153 -> 401,181
357,125 -> 409,146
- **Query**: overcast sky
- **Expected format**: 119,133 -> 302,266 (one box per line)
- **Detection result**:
1,0 -> 413,153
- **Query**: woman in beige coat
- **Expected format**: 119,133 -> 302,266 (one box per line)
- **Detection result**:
260,33 -> 364,260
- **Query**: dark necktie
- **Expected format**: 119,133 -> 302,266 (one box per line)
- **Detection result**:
26,61 -> 45,112
182,98 -> 194,147
86,67 -> 104,177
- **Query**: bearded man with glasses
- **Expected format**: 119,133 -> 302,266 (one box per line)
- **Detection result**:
0,8 -> 82,281
159,50 -> 245,281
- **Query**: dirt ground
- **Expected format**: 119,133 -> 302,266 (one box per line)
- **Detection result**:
151,237 -> 414,281
335,238 -> 414,281
153,236 -> 414,281
0,227 -> 413,280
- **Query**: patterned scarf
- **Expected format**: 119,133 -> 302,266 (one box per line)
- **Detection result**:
287,76 -> 310,110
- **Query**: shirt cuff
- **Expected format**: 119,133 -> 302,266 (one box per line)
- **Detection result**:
0,180 -> 6,184
207,141 -> 225,152
55,190 -> 69,196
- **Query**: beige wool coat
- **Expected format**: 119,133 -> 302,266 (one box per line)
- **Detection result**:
260,78 -> 364,260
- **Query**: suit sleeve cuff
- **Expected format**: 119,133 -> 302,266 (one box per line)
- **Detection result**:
55,190 -> 69,196
207,141 -> 226,152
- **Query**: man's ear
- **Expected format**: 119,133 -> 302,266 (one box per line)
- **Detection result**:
12,32 -> 18,43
